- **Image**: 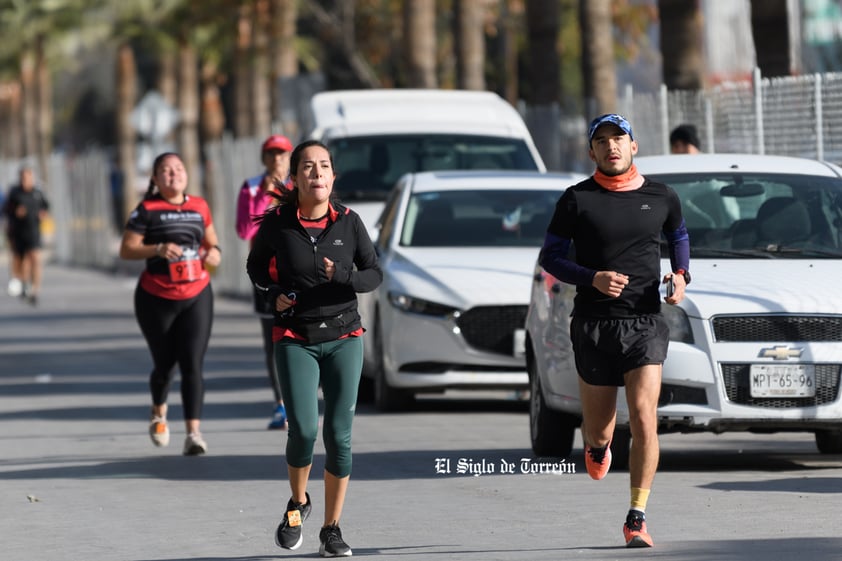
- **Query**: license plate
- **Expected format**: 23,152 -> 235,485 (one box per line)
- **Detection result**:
513,328 -> 526,357
749,364 -> 815,398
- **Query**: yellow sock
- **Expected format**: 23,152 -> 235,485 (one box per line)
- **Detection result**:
630,487 -> 650,512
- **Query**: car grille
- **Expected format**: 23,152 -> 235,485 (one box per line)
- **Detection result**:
721,364 -> 841,408
713,315 -> 842,342
457,305 -> 528,355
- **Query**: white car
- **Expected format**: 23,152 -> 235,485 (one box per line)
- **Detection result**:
361,169 -> 585,411
526,153 -> 842,466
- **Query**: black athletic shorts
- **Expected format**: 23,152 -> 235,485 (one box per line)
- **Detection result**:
570,314 -> 669,387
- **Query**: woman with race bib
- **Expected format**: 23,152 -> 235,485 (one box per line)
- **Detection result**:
119,152 -> 222,456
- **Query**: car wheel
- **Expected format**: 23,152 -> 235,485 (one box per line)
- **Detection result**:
815,429 -> 842,454
373,314 -> 413,412
529,357 -> 577,458
610,426 -> 632,471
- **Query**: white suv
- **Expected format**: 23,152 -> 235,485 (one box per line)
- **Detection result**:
526,153 -> 842,467
307,88 -> 546,237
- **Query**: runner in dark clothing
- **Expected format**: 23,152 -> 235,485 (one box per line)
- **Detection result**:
540,114 -> 690,548
3,167 -> 49,305
119,152 -> 222,456
247,140 -> 382,557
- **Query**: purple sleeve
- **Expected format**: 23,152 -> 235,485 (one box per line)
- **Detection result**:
538,232 -> 597,286
665,219 -> 690,273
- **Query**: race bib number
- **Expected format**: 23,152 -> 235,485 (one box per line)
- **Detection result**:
168,246 -> 202,283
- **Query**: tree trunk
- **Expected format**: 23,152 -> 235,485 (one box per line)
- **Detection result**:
35,35 -> 52,184
176,40 -> 202,198
200,59 -> 226,143
270,0 -> 299,137
498,0 -> 519,105
233,2 -> 253,137
455,0 -> 486,90
0,81 -> 23,158
659,0 -> 704,90
251,0 -> 272,139
157,49 -> 178,148
526,0 -> 559,104
525,0 -> 561,170
580,0 -> 617,115
20,49 -> 38,159
116,43 -> 138,224
750,0 -> 792,77
157,50 -> 178,104
404,0 -> 438,88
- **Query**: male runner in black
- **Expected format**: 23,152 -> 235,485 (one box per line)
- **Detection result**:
540,114 -> 690,548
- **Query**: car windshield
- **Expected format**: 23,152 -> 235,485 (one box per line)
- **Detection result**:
400,189 -> 561,248
329,134 -> 540,201
649,172 -> 842,259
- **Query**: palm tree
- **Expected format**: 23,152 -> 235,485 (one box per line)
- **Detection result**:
0,0 -> 95,179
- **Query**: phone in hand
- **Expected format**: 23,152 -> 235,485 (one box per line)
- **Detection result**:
666,276 -> 675,298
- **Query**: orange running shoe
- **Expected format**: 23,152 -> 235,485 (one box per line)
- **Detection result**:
584,443 -> 612,480
623,510 -> 654,548
149,415 -> 170,447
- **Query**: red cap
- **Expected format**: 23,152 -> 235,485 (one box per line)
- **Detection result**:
261,134 -> 293,153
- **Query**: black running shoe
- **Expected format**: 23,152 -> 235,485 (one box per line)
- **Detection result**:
319,523 -> 352,557
275,492 -> 312,550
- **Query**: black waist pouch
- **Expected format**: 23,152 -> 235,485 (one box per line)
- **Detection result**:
285,312 -> 358,344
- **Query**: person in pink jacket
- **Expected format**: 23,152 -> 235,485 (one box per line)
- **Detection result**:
236,134 -> 294,429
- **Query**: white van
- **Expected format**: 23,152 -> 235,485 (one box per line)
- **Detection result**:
307,89 -> 546,236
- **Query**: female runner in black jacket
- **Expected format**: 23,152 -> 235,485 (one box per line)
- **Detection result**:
247,140 -> 382,557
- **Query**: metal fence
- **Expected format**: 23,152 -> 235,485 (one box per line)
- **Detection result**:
9,69 -> 842,298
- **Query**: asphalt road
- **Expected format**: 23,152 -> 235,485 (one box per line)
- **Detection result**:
2,261 -> 842,561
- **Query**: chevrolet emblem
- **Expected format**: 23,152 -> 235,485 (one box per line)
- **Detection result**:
758,345 -> 803,361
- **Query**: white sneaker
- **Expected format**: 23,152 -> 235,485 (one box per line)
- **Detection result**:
183,432 -> 207,456
7,278 -> 22,297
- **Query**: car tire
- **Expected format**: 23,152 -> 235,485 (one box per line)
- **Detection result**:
815,429 -> 842,454
610,426 -> 632,471
529,356 -> 577,458
373,314 -> 413,412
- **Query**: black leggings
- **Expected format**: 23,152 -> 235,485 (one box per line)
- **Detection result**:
134,284 -> 214,419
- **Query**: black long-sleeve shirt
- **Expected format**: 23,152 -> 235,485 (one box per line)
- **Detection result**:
247,201 -> 382,343
540,176 -> 688,318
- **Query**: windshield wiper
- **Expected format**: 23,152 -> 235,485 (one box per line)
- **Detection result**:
688,248 -> 775,258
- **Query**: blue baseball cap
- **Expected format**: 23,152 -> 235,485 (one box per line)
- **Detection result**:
588,113 -> 634,142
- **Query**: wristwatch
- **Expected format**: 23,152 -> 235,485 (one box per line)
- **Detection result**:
675,268 -> 691,285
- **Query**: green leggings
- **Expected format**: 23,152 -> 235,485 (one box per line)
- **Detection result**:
274,336 -> 363,477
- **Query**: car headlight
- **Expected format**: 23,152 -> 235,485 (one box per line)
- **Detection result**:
388,291 -> 461,317
662,304 -> 694,344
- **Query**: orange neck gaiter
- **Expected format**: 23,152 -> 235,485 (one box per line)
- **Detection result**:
593,164 -> 644,192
